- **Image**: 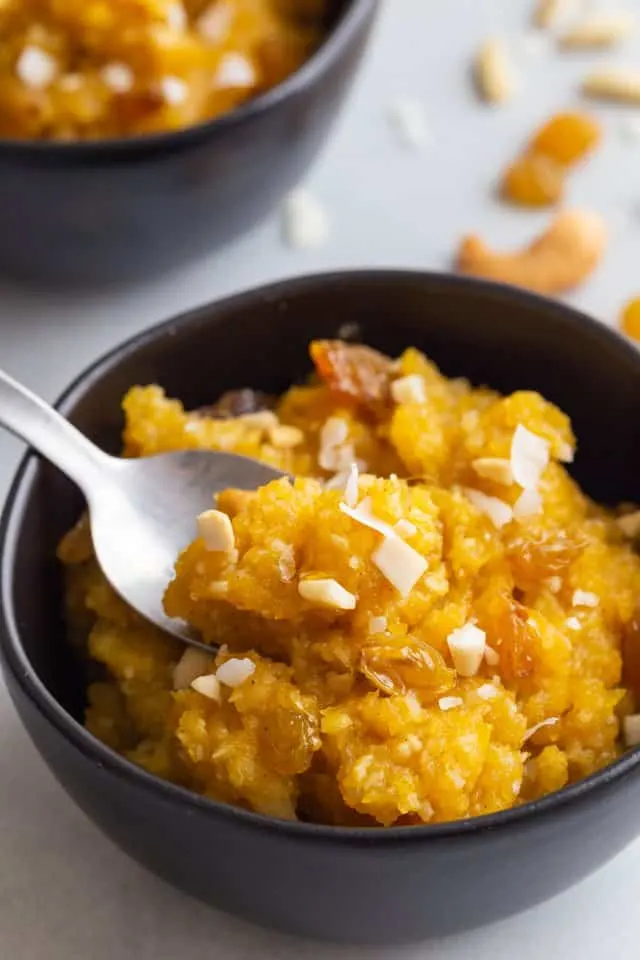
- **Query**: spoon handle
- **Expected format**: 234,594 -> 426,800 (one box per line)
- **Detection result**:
0,368 -> 112,493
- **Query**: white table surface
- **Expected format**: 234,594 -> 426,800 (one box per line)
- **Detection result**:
1,1 -> 639,957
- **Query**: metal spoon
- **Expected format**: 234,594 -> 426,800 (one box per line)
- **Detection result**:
0,369 -> 285,646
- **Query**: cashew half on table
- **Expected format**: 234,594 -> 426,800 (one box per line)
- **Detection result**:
455,209 -> 607,295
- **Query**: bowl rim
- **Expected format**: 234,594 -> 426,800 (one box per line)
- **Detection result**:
2,268 -> 640,846
0,0 -> 373,158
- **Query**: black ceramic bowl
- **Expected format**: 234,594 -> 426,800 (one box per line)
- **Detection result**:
1,271 -> 640,946
0,1 -> 376,285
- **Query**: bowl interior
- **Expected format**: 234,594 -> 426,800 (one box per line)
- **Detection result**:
3,271 -> 639,727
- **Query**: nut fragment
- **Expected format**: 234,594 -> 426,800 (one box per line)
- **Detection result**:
582,68 -> 640,104
191,674 -> 222,701
298,578 -> 357,611
617,512 -> 640,539
391,375 -> 427,404
216,657 -> 256,687
464,488 -> 513,529
472,457 -> 514,485
372,536 -> 428,597
474,37 -> 517,104
269,424 -> 304,449
447,624 -> 487,677
533,0 -> 575,29
197,509 -> 236,553
560,14 -> 635,49
456,209 -> 607,294
623,714 -> 640,747
173,647 -> 214,690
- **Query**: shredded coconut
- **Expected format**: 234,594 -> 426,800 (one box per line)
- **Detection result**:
464,488 -> 513,528
439,696 -> 464,711
572,589 -> 599,608
511,425 -> 550,490
16,45 -> 57,89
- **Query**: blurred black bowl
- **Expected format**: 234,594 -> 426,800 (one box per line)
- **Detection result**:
1,271 -> 640,945
0,0 -> 377,285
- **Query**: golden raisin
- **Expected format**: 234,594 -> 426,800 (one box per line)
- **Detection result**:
505,530 -> 584,592
501,152 -> 566,207
622,607 -> 640,703
531,112 -> 601,166
477,591 -> 535,681
620,297 -> 640,342
360,639 -> 456,700
310,340 -> 393,413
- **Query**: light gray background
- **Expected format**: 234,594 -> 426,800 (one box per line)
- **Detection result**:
1,1 -> 638,957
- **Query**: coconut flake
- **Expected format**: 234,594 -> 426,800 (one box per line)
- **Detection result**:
368,615 -> 387,635
16,46 -> 57,89
216,657 -> 256,688
340,497 -> 398,539
173,647 -> 215,690
372,536 -> 428,597
463,488 -> 513,529
446,623 -> 487,678
388,97 -> 429,148
439,696 -> 463,711
191,674 -> 222,701
566,616 -> 581,631
476,683 -> 499,700
215,51 -> 256,89
282,188 -> 330,251
523,717 -> 558,743
298,578 -> 357,611
472,457 -> 514,485
511,425 -> 550,491
338,462 -> 359,509
513,487 -> 543,519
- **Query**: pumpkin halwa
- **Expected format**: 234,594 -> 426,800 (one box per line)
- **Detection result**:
58,340 -> 640,827
0,0 -> 327,140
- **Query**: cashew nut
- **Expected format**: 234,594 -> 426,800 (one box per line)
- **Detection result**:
455,209 -> 607,294
474,38 -> 517,104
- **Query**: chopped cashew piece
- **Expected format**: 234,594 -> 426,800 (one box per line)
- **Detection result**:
511,425 -> 550,490
582,68 -> 640,104
560,14 -> 635,50
617,512 -> 640,538
447,623 -> 487,677
269,424 -> 304,449
475,37 -> 518,104
439,696 -> 463,711
191,674 -> 222,701
476,683 -> 499,700
282,188 -> 330,250
216,658 -> 256,687
472,457 -> 514,485
391,374 -> 427,404
173,647 -> 214,690
372,536 -> 428,597
16,45 -> 57,89
456,209 -> 608,295
197,509 -> 236,553
237,410 -> 279,431
623,714 -> 640,747
463,488 -> 513,529
572,589 -> 599,608
533,0 -> 576,29
566,616 -> 581,630
368,615 -> 387,635
298,578 -> 357,611
485,645 -> 500,666
319,417 -> 352,471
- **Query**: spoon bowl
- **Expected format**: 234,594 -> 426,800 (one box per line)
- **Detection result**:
0,369 -> 284,643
